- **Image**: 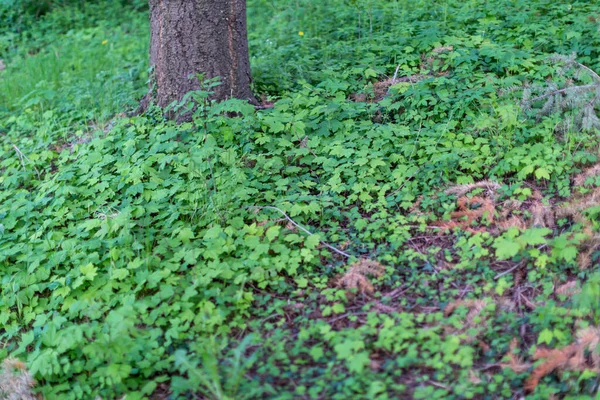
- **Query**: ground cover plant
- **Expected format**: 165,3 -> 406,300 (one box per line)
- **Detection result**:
1,0 -> 600,398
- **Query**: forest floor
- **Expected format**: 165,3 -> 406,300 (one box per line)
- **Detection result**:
2,0 -> 600,399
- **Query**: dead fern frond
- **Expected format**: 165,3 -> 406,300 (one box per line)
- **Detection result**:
436,196 -> 495,234
578,327 -> 600,369
337,259 -> 386,294
501,338 -> 531,373
444,299 -> 487,325
556,187 -> 600,225
555,281 -> 581,296
525,327 -> 600,391
496,297 -> 517,312
530,201 -> 555,228
408,196 -> 424,215
432,45 -> 454,53
518,54 -> 600,134
444,181 -> 501,198
498,215 -> 528,231
0,358 -> 36,400
501,199 -> 523,214
574,163 -> 600,187
468,369 -> 482,384
525,344 -> 578,391
578,246 -> 596,270
457,196 -> 495,223
443,299 -> 489,343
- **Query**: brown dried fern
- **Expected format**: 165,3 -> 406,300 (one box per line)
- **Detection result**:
497,215 -> 528,231
555,281 -> 581,296
501,338 -> 531,373
573,163 -> 600,187
525,327 -> 600,391
436,196 -> 495,233
530,201 -> 555,228
337,259 -> 386,294
525,344 -> 578,391
444,299 -> 489,342
556,187 -> 600,224
444,181 -> 501,198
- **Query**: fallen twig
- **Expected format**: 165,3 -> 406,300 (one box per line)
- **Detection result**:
494,262 -> 523,280
385,64 -> 401,96
251,206 -> 352,258
11,143 -> 41,179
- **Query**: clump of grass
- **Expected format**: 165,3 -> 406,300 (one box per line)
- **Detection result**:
0,4 -> 148,124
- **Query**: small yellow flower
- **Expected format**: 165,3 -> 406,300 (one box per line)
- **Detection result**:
298,31 -> 304,36
102,40 -> 108,45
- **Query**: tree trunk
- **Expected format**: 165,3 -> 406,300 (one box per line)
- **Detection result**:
143,0 -> 256,118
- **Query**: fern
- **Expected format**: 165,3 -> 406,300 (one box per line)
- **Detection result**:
519,54 -> 600,133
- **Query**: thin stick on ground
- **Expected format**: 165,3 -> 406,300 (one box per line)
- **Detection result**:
494,262 -> 523,280
251,206 -> 352,258
385,64 -> 402,96
386,167 -> 420,198
11,143 -> 40,179
573,60 -> 600,82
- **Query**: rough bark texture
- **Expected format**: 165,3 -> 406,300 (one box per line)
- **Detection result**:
145,0 -> 256,117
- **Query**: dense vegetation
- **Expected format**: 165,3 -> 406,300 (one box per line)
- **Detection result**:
1,0 -> 600,398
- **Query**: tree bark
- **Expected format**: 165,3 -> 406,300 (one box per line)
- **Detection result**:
143,0 -> 256,118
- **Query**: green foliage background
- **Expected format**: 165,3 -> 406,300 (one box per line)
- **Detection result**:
1,0 -> 600,399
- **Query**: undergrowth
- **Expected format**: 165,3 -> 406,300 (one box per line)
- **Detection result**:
1,0 -> 600,399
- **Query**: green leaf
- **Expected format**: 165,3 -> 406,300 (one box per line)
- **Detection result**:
364,68 -> 378,78
493,238 -> 521,260
309,346 -> 324,361
535,167 -> 550,180
111,268 -> 129,280
304,234 -> 320,249
80,263 -> 98,281
538,328 -> 553,345
178,227 -> 194,243
519,228 -> 551,246
332,303 -> 345,314
266,225 -> 281,242
348,351 -> 370,373
558,246 -> 578,262
295,277 -> 308,288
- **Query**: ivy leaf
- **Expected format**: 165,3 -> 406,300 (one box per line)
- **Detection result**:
493,238 -> 521,260
304,234 -> 320,249
178,227 -> 194,243
558,246 -> 578,262
266,226 -> 281,242
538,328 -> 553,345
518,164 -> 535,178
535,167 -> 550,180
80,263 -> 98,281
347,351 -> 370,373
295,277 -> 308,288
332,303 -> 345,314
364,68 -> 378,78
519,228 -> 551,246
309,346 -> 324,361
111,269 -> 129,280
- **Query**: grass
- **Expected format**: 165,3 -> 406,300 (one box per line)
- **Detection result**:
1,0 -> 600,399
0,0 -> 147,122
